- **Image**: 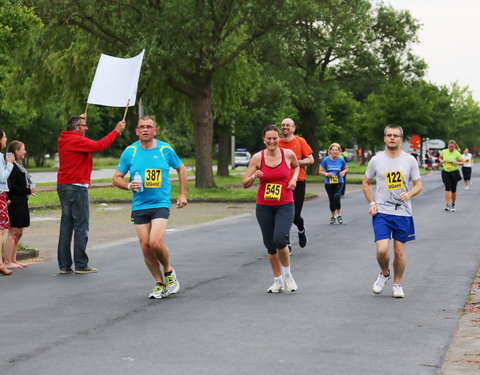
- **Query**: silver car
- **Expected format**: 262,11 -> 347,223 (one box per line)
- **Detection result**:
233,150 -> 251,168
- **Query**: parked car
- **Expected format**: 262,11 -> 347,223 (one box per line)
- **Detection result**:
233,149 -> 251,168
345,148 -> 355,162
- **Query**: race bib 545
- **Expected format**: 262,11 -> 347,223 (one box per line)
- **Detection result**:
264,183 -> 282,201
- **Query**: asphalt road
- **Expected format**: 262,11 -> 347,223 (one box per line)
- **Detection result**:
1,170 -> 479,374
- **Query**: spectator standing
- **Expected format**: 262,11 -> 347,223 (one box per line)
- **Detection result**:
0,130 -> 14,275
57,114 -> 125,274
4,141 -> 35,269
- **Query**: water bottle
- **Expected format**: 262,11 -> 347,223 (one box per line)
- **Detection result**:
133,172 -> 144,192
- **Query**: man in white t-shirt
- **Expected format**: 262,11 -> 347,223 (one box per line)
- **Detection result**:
362,125 -> 422,298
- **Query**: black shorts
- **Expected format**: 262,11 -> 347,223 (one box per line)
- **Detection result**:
441,170 -> 459,193
462,166 -> 472,181
131,207 -> 170,224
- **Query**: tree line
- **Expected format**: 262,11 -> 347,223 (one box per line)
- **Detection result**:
1,0 -> 479,186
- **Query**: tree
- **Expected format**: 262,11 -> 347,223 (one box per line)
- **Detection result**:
355,79 -> 454,156
19,0 -> 292,187
0,0 -> 42,149
261,0 -> 424,173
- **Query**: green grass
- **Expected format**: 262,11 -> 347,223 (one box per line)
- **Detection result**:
30,175 -> 258,207
28,158 -> 433,207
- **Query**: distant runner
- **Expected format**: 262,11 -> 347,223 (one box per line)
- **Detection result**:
439,140 -> 463,212
319,143 -> 348,224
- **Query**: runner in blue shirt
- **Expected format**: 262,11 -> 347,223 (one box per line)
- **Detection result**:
113,116 -> 187,299
319,143 -> 348,224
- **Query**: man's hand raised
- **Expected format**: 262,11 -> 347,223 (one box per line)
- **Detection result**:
115,120 -> 126,134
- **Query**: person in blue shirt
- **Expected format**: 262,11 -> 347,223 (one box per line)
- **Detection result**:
113,116 -> 187,299
319,143 -> 348,224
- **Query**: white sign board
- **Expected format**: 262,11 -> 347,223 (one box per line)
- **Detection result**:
426,139 -> 445,149
87,50 -> 145,107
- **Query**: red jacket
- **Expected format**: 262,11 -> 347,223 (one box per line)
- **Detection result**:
57,130 -> 120,185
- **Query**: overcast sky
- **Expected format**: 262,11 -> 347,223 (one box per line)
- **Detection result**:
383,0 -> 480,101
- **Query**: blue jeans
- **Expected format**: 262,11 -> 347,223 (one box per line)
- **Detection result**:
57,184 -> 90,270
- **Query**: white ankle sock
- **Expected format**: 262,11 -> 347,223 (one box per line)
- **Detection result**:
282,265 -> 291,276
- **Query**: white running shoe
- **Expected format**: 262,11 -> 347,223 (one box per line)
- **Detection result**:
267,278 -> 285,293
392,284 -> 405,298
372,271 -> 390,294
283,273 -> 298,292
149,283 -> 166,299
165,268 -> 180,295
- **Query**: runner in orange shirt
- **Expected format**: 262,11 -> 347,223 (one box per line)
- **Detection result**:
279,118 -> 314,253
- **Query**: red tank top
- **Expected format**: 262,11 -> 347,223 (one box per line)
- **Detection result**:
256,148 -> 294,206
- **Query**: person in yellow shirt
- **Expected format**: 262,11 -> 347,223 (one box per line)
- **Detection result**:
439,140 -> 464,212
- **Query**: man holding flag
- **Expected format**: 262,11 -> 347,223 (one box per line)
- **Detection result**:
57,114 -> 125,274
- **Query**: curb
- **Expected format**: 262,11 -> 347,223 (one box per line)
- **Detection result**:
16,248 -> 40,260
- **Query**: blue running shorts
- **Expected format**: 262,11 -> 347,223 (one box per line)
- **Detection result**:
372,212 -> 415,243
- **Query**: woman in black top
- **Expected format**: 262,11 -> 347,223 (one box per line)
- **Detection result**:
4,141 -> 36,269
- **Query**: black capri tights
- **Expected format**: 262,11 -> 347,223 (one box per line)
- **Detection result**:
256,202 -> 294,254
441,170 -> 459,193
292,180 -> 306,231
462,166 -> 472,181
324,183 -> 344,212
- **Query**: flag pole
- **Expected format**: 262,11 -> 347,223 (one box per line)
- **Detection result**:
84,103 -> 89,116
122,99 -> 130,121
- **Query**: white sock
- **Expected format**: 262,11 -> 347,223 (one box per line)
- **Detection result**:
274,276 -> 283,283
282,265 -> 291,276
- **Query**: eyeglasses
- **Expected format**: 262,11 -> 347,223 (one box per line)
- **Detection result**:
384,134 -> 402,138
137,125 -> 155,130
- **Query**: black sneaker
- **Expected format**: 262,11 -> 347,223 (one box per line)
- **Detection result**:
330,217 -> 336,224
298,229 -> 307,248
337,215 -> 343,224
59,268 -> 73,274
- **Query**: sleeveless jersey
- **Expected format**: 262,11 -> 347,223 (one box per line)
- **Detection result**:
256,148 -> 294,206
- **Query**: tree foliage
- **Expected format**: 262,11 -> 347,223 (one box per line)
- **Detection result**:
1,0 -> 479,173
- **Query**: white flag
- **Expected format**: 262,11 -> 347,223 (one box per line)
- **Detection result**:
87,49 -> 145,107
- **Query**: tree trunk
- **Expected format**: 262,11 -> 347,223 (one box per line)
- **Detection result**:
216,132 -> 230,177
192,89 -> 216,188
298,107 -> 320,176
